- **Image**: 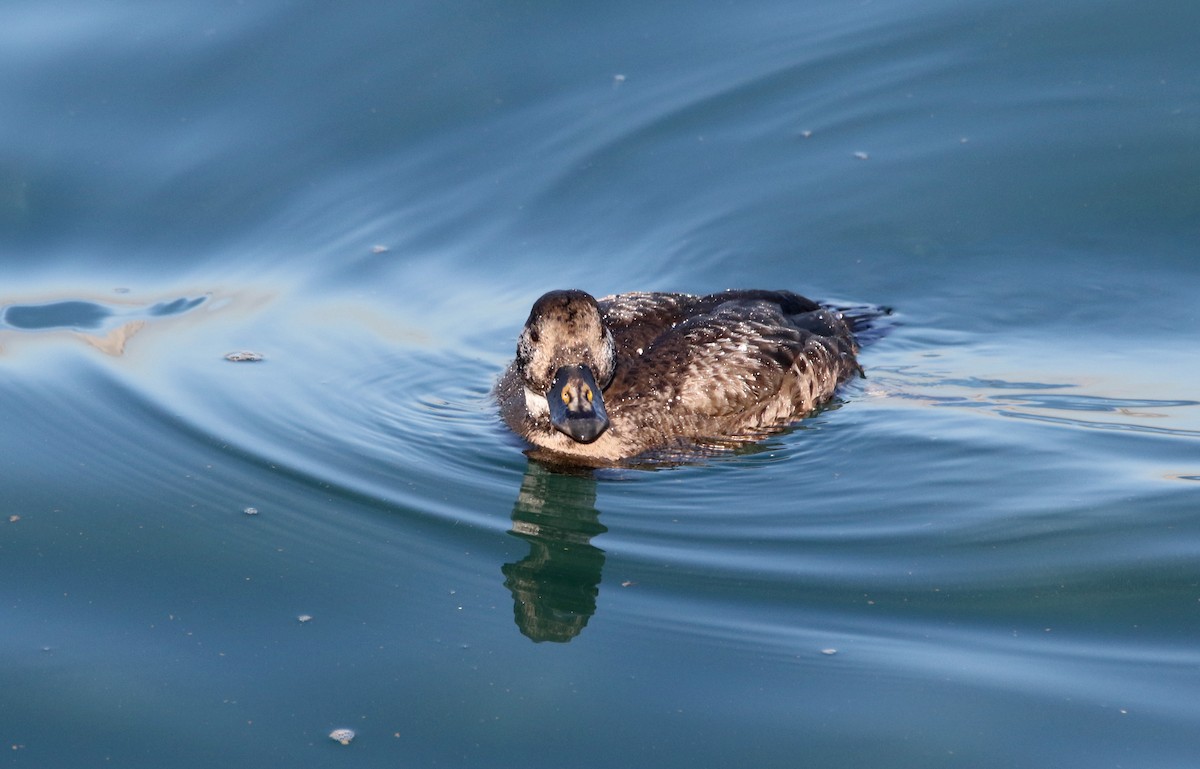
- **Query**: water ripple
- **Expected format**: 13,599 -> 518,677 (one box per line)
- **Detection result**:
869,365 -> 1200,441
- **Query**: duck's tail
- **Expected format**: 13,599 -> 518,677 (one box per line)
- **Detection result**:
823,302 -> 897,348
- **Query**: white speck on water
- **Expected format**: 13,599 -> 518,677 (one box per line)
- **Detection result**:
853,151 -> 869,160
820,648 -> 838,656
329,728 -> 355,745
800,129 -> 813,138
297,614 -> 313,623
224,350 -> 264,363
370,244 -> 389,254
243,507 -> 258,516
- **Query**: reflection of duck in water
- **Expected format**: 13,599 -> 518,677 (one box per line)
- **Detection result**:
497,289 -> 865,465
503,462 -> 606,643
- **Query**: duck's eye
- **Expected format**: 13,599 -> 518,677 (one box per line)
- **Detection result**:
584,387 -> 593,402
561,388 -> 571,405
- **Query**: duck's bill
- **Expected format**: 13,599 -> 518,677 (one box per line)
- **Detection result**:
547,364 -> 609,443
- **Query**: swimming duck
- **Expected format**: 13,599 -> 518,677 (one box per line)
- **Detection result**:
497,289 -> 863,465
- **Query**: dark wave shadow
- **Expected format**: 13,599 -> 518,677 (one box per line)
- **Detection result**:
502,461 -> 606,643
1,295 -> 207,331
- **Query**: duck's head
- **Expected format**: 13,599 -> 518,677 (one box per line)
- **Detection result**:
515,290 -> 615,444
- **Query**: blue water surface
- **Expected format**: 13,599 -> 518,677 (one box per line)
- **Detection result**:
2,1 -> 1199,767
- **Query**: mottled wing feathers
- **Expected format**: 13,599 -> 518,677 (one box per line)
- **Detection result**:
597,290 -> 824,358
641,305 -> 799,418
603,295 -> 858,425
598,292 -> 695,354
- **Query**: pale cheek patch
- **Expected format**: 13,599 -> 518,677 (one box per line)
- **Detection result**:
525,387 -> 549,416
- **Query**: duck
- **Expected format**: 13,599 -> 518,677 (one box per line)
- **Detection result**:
496,289 -> 864,465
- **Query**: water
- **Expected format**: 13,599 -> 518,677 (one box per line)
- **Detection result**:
2,1 -> 1199,767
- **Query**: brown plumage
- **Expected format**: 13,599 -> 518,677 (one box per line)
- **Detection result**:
496,289 -> 862,465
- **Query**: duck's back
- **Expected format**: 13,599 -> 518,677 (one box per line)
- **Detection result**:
597,290 -> 860,448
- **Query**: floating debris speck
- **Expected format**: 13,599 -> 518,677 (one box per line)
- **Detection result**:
7,515 -> 19,523
800,130 -> 813,139
853,151 -> 869,160
297,614 -> 313,623
371,244 -> 389,254
224,351 -> 264,363
820,648 -> 838,656
243,507 -> 259,516
329,728 -> 355,746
